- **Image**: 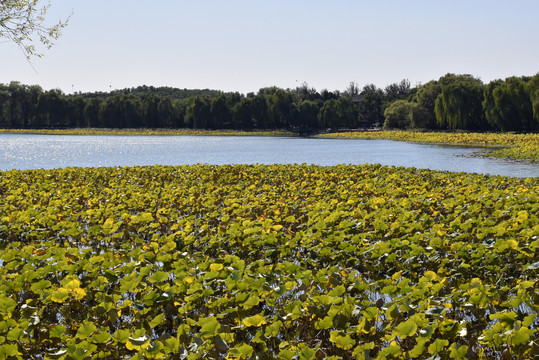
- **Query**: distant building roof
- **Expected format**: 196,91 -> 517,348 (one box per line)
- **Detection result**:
351,94 -> 364,103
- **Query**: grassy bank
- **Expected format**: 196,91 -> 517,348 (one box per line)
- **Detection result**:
0,164 -> 537,359
0,128 -> 294,137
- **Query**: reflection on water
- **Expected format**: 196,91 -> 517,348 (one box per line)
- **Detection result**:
0,134 -> 537,178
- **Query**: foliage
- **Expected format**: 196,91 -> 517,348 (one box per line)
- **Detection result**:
409,80 -> 442,130
383,100 -> 414,129
79,86 -> 227,101
318,98 -> 357,129
434,78 -> 486,131
0,0 -> 69,59
317,131 -> 539,163
357,84 -> 385,128
482,76 -> 539,132
0,164 -> 537,359
384,79 -> 412,103
1,73 -> 539,132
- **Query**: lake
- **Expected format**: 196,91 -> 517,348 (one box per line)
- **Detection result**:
0,133 -> 538,178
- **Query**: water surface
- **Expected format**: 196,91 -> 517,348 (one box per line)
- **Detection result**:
0,134 -> 537,178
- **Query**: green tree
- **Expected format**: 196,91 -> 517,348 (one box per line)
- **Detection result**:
357,84 -> 384,128
344,81 -> 360,98
99,96 -> 123,128
5,81 -> 25,128
482,79 -> 504,131
37,89 -> 69,128
484,77 -> 535,131
267,88 -> 294,128
141,94 -> 160,128
157,97 -> 174,128
83,98 -> 102,127
123,96 -> 143,128
185,96 -> 211,129
210,95 -> 231,129
409,80 -> 442,129
384,79 -> 411,103
336,97 -> 358,128
250,95 -> 269,129
294,82 -> 320,101
296,100 -> 319,129
317,99 -> 338,128
410,74 -> 482,130
383,100 -> 414,129
66,95 -> 86,128
0,0 -> 70,59
529,74 -> 539,124
232,97 -> 255,129
434,78 -> 486,130
0,84 -> 11,128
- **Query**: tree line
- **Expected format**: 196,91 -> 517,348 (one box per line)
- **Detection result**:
1,73 -> 538,132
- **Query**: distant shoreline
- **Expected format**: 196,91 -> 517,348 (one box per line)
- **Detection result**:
0,128 -> 295,137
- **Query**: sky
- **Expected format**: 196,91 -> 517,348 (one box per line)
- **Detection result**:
2,0 -> 539,95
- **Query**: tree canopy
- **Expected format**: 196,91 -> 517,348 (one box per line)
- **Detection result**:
1,73 -> 538,132
0,0 -> 69,59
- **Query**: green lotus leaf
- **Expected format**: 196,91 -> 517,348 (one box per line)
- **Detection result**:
113,329 -> 131,343
6,327 -> 24,341
145,341 -> 165,356
149,313 -> 166,328
329,331 -> 355,350
277,349 -> 297,360
316,316 -> 333,330
76,322 -> 97,339
243,294 -> 261,309
198,316 -> 221,338
242,314 -> 267,327
229,343 -> 254,358
510,326 -> 534,346
163,337 -> 180,353
30,279 -> 52,292
148,271 -> 168,283
50,325 -> 67,338
67,345 -> 90,360
409,337 -> 429,358
299,347 -> 317,360
393,318 -> 418,338
50,288 -> 70,303
91,331 -> 111,344
428,338 -> 449,355
449,343 -> 469,360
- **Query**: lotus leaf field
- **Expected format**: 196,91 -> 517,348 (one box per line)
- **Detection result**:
0,164 -> 538,359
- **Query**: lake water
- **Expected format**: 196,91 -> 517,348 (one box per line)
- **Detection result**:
0,134 -> 538,178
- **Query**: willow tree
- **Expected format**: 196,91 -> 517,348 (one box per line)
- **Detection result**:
528,74 -> 539,126
434,77 -> 485,131
483,77 -> 536,132
0,0 -> 70,59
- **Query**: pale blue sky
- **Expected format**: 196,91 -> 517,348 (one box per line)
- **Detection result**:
2,0 -> 538,94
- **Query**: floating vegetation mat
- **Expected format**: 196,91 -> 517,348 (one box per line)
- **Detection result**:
0,164 -> 537,359
318,131 -> 539,163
